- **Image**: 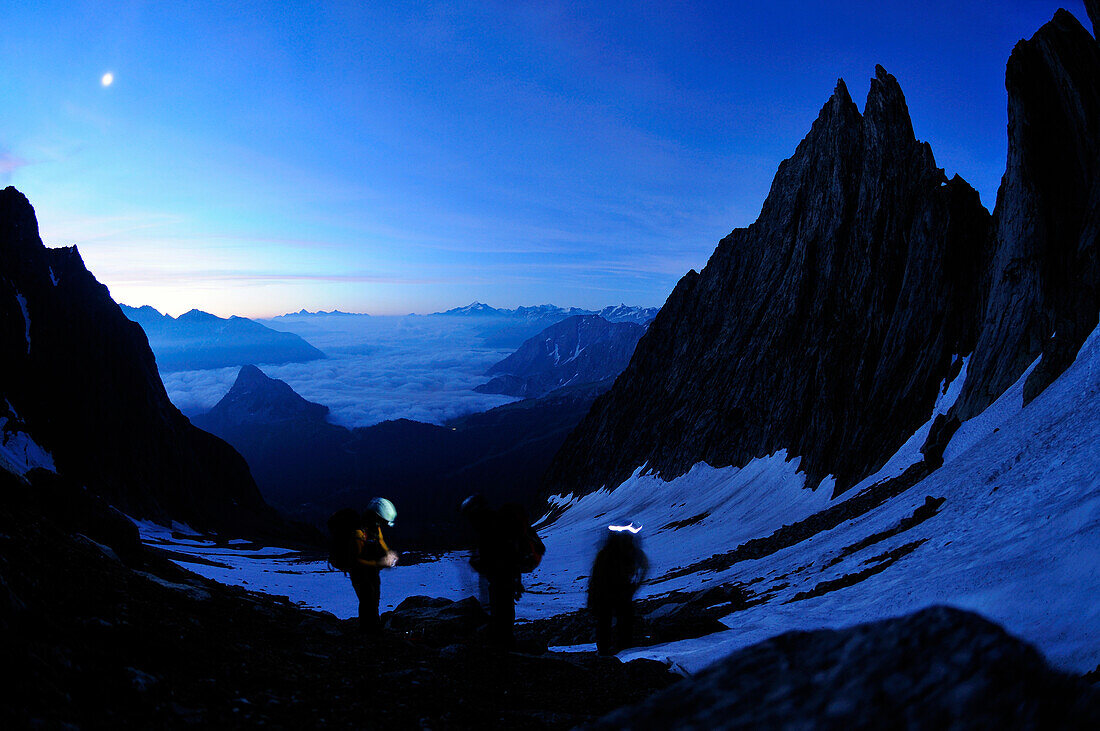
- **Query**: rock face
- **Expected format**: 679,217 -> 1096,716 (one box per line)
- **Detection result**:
585,607 -> 1100,729
0,187 -> 279,534
476,315 -> 646,398
957,9 -> 1100,416
121,305 -> 324,373
547,67 -> 991,495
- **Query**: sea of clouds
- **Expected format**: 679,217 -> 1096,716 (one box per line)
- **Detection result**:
161,315 -> 519,427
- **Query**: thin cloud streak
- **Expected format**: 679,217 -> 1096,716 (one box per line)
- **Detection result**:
0,149 -> 31,182
103,269 -> 449,287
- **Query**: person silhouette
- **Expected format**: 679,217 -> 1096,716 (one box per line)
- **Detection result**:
588,522 -> 648,655
462,494 -> 527,648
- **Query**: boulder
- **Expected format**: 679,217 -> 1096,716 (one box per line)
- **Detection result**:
585,607 -> 1100,729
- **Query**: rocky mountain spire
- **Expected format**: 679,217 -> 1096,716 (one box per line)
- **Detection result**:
544,68 -> 991,497
956,9 -> 1100,416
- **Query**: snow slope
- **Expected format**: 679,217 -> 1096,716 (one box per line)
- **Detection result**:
137,325 -> 1099,676
612,327 -> 1099,673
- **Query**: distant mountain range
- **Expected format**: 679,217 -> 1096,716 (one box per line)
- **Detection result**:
271,308 -> 366,319
193,364 -> 611,547
436,302 -> 659,325
121,305 -> 325,372
475,315 -> 646,398
433,302 -> 659,349
261,302 -> 660,350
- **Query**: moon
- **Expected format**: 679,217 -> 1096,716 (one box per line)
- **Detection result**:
101,72 -> 114,87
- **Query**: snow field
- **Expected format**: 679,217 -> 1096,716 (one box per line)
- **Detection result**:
137,327 -> 1099,677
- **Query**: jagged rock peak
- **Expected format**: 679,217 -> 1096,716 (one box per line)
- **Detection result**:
817,78 -> 859,128
544,69 -> 991,498
830,78 -> 853,106
865,64 -> 916,144
1,185 -> 36,231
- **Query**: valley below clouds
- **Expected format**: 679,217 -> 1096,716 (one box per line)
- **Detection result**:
161,314 -> 520,426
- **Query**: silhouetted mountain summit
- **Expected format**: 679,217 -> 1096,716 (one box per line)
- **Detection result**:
202,365 -> 330,427
193,365 -> 611,546
956,8 -> 1100,416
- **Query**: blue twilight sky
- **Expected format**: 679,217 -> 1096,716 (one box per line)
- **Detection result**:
0,1 -> 1088,317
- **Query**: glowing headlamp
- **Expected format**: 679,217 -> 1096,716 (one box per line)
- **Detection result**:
608,522 -> 642,534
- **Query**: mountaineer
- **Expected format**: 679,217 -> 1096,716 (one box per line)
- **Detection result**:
461,494 -> 545,648
588,522 -> 648,655
328,498 -> 399,634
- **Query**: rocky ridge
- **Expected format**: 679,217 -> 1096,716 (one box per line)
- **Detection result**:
957,8 -> 1100,416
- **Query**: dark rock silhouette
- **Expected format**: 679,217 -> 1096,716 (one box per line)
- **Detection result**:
121,305 -> 324,372
0,187 -> 280,534
202,364 -> 330,426
957,9 -> 1100,416
476,315 -> 646,398
546,67 -> 991,496
584,607 -> 1100,729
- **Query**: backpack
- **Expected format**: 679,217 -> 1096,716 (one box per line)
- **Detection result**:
327,508 -> 360,571
500,503 -> 546,573
519,525 -> 546,574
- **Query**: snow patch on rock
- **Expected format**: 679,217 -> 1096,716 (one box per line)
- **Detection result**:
0,417 -> 56,476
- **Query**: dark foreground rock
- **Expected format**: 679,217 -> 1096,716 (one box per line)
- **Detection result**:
0,469 -> 674,729
584,606 -> 1100,730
